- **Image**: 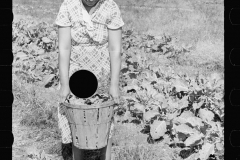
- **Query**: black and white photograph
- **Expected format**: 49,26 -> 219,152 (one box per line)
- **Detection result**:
12,0 -> 224,159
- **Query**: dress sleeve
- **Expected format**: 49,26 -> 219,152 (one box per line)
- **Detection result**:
107,1 -> 124,29
55,0 -> 71,27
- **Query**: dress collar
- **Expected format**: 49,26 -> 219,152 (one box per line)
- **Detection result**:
78,0 -> 107,29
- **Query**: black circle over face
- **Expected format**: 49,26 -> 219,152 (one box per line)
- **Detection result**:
69,70 -> 98,98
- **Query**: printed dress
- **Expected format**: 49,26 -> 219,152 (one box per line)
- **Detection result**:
55,0 -> 124,144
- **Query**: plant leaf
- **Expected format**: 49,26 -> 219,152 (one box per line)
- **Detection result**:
122,95 -> 138,102
174,123 -> 198,134
166,110 -> 179,120
15,52 -> 28,61
42,37 -> 51,43
167,98 -> 179,109
144,110 -> 159,121
176,111 -> 204,127
193,101 -> 204,110
123,84 -> 139,92
186,117 -> 204,127
172,78 -> 189,92
123,110 -> 131,121
184,133 -> 203,146
215,142 -> 223,151
153,93 -> 164,101
134,103 -> 145,112
191,81 -> 202,91
198,109 -> 214,122
198,142 -> 214,160
43,74 -> 55,85
150,120 -> 167,140
178,96 -> 189,109
180,111 -> 194,119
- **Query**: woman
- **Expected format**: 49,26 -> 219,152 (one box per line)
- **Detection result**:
55,0 -> 124,159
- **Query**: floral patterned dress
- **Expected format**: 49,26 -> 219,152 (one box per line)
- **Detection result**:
55,0 -> 124,144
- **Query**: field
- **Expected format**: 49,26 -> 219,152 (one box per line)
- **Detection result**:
12,0 -> 224,160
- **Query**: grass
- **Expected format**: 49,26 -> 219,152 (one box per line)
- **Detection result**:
12,78 -> 184,160
13,78 -> 60,130
13,0 -> 224,74
13,0 -> 224,38
13,66 -> 191,159
112,144 -> 176,160
12,79 -> 61,160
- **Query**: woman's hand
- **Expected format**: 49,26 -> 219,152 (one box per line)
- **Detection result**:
109,84 -> 120,104
59,85 -> 70,103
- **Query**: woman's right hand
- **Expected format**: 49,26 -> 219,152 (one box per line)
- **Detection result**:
59,85 -> 70,103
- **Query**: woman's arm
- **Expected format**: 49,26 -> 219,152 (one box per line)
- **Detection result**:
58,26 -> 71,87
108,27 -> 122,87
108,27 -> 122,104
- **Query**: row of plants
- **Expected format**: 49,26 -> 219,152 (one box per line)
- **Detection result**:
12,19 -> 224,160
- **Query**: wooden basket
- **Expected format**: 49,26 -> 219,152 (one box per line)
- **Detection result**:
60,101 -> 115,150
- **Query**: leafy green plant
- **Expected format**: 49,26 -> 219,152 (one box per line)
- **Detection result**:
13,19 -> 224,160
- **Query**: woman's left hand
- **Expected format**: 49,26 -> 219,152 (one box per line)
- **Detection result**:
109,84 -> 120,104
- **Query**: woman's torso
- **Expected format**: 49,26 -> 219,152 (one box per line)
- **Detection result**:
66,0 -> 114,79
55,0 -> 124,104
